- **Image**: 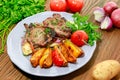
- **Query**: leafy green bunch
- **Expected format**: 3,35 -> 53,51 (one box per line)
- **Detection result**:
66,13 -> 101,46
0,0 -> 46,54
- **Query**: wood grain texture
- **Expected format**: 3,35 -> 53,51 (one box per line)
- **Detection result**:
0,0 -> 120,80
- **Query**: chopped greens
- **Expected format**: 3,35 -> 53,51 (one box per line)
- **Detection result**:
0,0 -> 46,54
45,28 -> 51,34
66,13 -> 101,46
51,19 -> 59,25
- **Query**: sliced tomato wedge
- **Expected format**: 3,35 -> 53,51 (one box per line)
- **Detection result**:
52,49 -> 64,66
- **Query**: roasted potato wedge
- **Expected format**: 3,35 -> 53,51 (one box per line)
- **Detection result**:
64,39 -> 84,58
59,44 -> 68,60
22,41 -> 32,56
39,48 -> 53,68
30,48 -> 45,67
59,44 -> 76,63
67,51 -> 76,63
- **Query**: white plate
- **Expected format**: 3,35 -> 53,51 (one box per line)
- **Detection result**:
7,11 -> 96,77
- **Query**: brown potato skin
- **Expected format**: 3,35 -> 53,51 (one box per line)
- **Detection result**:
92,60 -> 120,80
30,48 -> 45,67
39,48 -> 53,68
59,44 -> 76,63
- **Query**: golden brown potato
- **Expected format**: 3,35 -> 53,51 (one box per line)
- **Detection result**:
64,39 -> 84,58
59,44 -> 76,63
30,48 -> 45,67
39,48 -> 53,68
92,60 -> 120,80
59,44 -> 68,60
67,50 -> 77,63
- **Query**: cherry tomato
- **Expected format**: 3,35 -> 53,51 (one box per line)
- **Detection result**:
71,30 -> 88,47
52,50 -> 64,66
67,0 -> 84,12
50,0 -> 67,11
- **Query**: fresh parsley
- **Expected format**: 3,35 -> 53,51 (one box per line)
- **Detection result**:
0,0 -> 46,54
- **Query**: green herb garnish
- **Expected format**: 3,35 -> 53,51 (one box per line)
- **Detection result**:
51,19 -> 59,25
0,0 -> 46,54
45,28 -> 51,34
66,13 -> 101,46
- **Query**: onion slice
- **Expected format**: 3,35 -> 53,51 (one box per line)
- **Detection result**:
100,16 -> 113,30
93,7 -> 105,22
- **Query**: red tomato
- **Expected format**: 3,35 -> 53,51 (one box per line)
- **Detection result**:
52,50 -> 64,66
50,0 -> 67,11
67,0 -> 84,12
71,30 -> 88,47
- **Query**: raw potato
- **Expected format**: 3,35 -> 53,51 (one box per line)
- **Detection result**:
92,60 -> 120,80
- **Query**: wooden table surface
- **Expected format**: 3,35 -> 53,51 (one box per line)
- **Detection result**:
0,0 -> 120,80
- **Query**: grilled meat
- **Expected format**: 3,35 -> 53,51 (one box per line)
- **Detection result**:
24,24 -> 52,47
23,13 -> 71,48
43,14 -> 71,38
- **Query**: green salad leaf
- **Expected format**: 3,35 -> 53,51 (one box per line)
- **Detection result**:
66,13 -> 101,46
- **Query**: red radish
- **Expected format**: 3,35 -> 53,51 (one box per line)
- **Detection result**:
111,8 -> 120,28
100,16 -> 113,30
93,7 -> 105,22
103,1 -> 118,15
71,30 -> 88,47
